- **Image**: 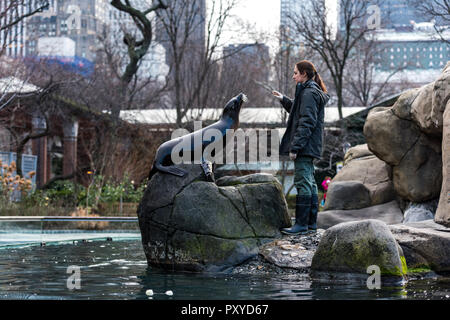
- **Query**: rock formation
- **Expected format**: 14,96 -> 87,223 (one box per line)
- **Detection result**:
321,62 -> 449,228
137,165 -> 291,272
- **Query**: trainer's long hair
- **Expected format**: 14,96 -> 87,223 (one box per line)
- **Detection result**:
296,60 -> 327,93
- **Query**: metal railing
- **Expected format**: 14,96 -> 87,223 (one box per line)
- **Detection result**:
0,216 -> 138,222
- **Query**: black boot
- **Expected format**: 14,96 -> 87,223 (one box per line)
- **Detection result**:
308,194 -> 319,234
281,195 -> 311,235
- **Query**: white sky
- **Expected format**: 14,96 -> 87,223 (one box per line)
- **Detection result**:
231,0 -> 280,35
211,0 -> 280,54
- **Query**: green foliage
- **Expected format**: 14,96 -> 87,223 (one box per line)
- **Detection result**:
19,175 -> 147,209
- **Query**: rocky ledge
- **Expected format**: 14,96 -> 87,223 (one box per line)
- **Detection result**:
232,230 -> 324,275
232,219 -> 450,282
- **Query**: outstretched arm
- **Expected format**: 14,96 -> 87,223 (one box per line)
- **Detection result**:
272,90 -> 293,113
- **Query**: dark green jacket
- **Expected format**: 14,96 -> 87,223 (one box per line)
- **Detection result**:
279,79 -> 330,159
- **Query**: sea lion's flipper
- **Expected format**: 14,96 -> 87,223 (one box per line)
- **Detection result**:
201,159 -> 215,183
156,162 -> 188,177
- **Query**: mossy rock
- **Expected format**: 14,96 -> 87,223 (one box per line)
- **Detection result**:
138,169 -> 291,272
311,219 -> 407,281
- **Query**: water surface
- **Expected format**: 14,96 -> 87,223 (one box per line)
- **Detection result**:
0,239 -> 449,300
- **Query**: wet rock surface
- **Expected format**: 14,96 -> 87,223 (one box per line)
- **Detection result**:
232,231 -> 324,275
390,220 -> 450,274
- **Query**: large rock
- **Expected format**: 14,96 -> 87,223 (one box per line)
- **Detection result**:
364,94 -> 442,202
364,106 -> 420,166
343,144 -> 374,165
311,220 -> 407,282
389,220 -> 450,274
331,144 -> 395,207
323,181 -> 371,211
391,134 -> 442,202
431,62 -> 450,131
318,200 -> 404,229
138,167 -> 291,272
411,82 -> 441,137
435,99 -> 450,226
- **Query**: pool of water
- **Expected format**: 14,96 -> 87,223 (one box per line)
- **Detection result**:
1,239 -> 450,300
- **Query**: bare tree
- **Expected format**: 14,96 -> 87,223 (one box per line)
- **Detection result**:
108,0 -> 168,119
155,0 -> 257,128
409,0 -> 450,43
288,0 -> 375,119
0,0 -> 49,56
344,37 -> 409,107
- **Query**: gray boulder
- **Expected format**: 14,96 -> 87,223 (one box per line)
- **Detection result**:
332,145 -> 396,207
431,61 -> 450,132
323,181 -> 371,211
311,220 -> 407,282
435,99 -> 450,227
138,166 -> 291,272
390,220 -> 450,274
343,144 -> 374,165
318,200 -> 404,229
364,96 -> 442,202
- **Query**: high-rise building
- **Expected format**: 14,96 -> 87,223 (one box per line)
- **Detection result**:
0,0 -> 48,58
154,0 -> 206,66
376,0 -> 442,30
26,0 -> 109,61
280,0 -> 313,47
279,0 -> 336,49
222,43 -> 271,81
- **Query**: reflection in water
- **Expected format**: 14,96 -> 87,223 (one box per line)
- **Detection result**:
0,240 -> 449,300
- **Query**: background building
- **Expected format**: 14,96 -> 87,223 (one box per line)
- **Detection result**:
373,29 -> 450,71
154,0 -> 206,66
26,0 -> 109,61
279,0 -> 314,49
0,0 -> 48,58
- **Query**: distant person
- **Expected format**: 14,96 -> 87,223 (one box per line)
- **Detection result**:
272,60 -> 330,235
321,176 -> 332,207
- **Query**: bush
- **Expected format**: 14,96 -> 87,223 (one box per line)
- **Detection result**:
30,176 -> 148,209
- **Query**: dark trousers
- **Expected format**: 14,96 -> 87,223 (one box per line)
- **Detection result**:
294,156 -> 318,196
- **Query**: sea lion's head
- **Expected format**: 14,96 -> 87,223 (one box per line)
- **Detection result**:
222,93 -> 247,119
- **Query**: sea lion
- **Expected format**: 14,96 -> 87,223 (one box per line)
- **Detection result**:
148,93 -> 247,181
